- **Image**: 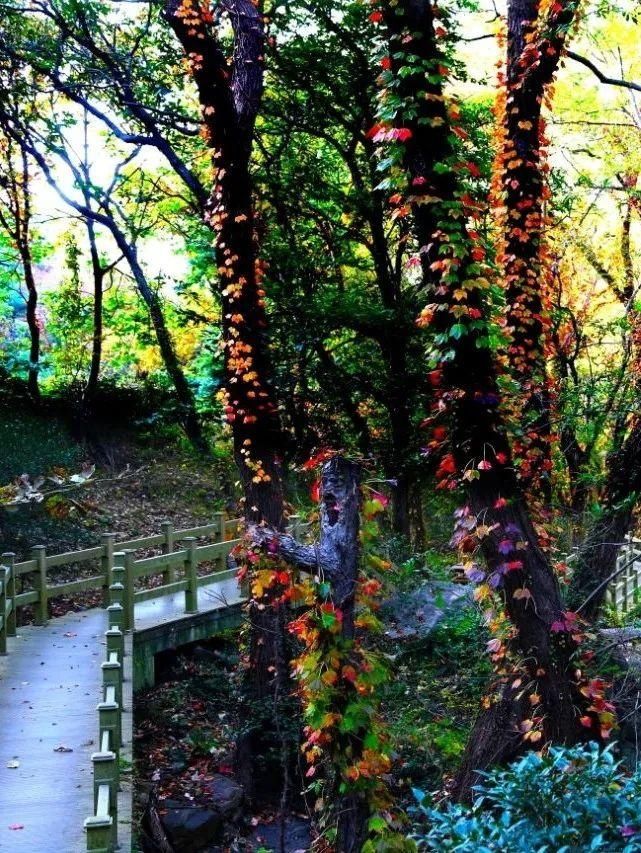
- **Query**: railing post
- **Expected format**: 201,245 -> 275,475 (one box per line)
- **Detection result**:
106,625 -> 124,664
98,688 -> 121,753
32,545 -> 48,626
184,537 -> 198,614
123,550 -> 135,632
85,813 -> 113,853
91,746 -> 118,848
107,602 -> 124,634
110,551 -> 126,630
622,558 -> 629,613
0,566 -> 7,655
102,653 -> 122,708
3,554 -> 16,637
100,534 -> 116,607
213,511 -> 225,573
161,520 -> 175,585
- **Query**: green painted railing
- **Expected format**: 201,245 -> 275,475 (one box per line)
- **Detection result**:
0,555 -> 16,653
85,575 -> 125,852
1,513 -> 312,853
1,512 -> 246,634
607,536 -> 641,612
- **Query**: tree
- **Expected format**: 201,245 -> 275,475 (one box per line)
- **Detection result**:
0,68 -> 207,446
260,0 -> 430,543
371,0 -> 597,798
0,135 -> 40,398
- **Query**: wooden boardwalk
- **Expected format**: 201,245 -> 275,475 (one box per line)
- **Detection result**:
0,573 -> 244,852
0,608 -> 105,852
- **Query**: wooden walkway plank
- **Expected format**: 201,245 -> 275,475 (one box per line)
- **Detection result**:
134,574 -> 244,633
0,572 -> 245,852
0,609 -> 105,852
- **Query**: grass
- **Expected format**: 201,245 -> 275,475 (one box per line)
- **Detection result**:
0,403 -> 82,481
382,608 -> 491,789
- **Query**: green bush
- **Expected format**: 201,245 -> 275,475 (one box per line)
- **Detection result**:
412,744 -> 641,851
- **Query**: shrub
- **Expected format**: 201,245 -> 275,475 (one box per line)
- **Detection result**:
412,744 -> 641,851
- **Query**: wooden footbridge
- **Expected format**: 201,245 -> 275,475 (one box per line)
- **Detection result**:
0,513 -> 308,852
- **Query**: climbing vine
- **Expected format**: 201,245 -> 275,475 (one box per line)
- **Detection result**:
284,455 -> 411,850
367,0 -> 612,769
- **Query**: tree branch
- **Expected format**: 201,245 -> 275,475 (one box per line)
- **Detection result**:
567,51 -> 641,95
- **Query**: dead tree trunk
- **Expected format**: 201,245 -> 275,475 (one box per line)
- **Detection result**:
258,455 -> 369,850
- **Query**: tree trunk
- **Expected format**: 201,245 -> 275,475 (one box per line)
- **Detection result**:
165,0 -> 291,803
110,227 -> 206,451
377,0 -> 585,798
498,0 -> 555,500
21,242 -> 40,400
85,217 -> 103,403
259,456 -> 370,849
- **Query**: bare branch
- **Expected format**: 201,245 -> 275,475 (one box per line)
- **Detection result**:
567,51 -> 641,95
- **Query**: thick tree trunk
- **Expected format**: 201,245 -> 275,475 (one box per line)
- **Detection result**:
499,0 -> 554,499
165,0 -> 290,804
378,0 -> 585,799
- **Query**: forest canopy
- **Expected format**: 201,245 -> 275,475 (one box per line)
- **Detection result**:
2,0 -> 641,851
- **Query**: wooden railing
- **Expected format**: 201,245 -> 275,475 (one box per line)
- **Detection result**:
0,513 -> 313,853
0,512 -> 244,633
85,574 -> 126,852
0,556 -> 16,652
0,512 -> 313,648
607,536 -> 641,613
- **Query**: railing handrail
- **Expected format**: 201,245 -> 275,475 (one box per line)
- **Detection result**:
0,514 -> 245,634
11,514 -> 244,575
0,512 -> 314,646
85,574 -> 124,852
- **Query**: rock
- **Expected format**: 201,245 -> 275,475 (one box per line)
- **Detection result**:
162,806 -> 222,852
248,816 -> 312,852
382,581 -> 472,641
205,774 -> 244,817
161,776 -> 244,851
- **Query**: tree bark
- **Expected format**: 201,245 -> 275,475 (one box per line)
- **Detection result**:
253,455 -> 369,849
165,2 -> 291,802
20,240 -> 40,400
84,213 -> 103,403
379,0 -> 585,798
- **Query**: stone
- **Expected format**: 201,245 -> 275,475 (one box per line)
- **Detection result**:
382,581 -> 472,641
205,774 -> 244,817
248,816 -> 312,852
162,806 -> 223,852
161,776 -> 244,852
